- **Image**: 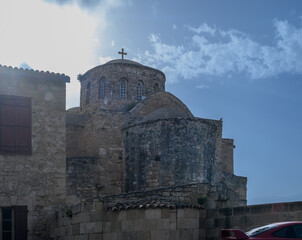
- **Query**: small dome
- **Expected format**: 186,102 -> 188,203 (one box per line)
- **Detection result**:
105,59 -> 143,66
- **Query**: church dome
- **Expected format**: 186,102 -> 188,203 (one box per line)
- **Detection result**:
79,59 -> 166,112
105,59 -> 143,66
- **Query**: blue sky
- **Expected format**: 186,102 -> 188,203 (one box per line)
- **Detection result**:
1,0 -> 302,205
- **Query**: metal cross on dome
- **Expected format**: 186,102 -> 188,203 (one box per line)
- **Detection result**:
118,48 -> 127,59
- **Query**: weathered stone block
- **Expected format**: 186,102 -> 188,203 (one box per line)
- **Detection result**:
179,229 -> 194,240
118,211 -> 126,221
72,212 -> 90,224
103,222 -> 112,233
177,218 -> 199,229
122,220 -> 134,232
145,209 -> 161,219
150,230 -> 169,240
72,223 -> 80,235
126,209 -> 145,220
177,209 -> 184,218
89,233 -> 103,240
183,209 -> 199,218
161,209 -> 170,219
80,222 -> 102,234
103,232 -> 118,240
140,219 -> 169,231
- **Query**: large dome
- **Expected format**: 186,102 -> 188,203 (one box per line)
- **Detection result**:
105,59 -> 143,66
79,58 -> 166,112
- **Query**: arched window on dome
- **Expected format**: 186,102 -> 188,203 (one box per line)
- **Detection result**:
136,81 -> 143,102
86,82 -> 91,105
99,77 -> 105,99
154,83 -> 159,93
120,79 -> 127,100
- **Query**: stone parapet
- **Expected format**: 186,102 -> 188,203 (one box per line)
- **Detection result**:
54,201 -> 204,240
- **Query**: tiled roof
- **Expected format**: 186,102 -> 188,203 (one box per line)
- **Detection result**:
106,198 -> 203,212
0,64 -> 70,83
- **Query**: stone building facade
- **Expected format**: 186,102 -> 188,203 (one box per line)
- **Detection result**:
0,65 -> 69,239
0,59 -> 247,239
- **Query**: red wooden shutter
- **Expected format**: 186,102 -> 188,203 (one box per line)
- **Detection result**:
0,95 -> 31,154
14,206 -> 28,240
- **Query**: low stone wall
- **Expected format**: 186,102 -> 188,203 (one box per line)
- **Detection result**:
54,201 -> 204,240
205,201 -> 302,240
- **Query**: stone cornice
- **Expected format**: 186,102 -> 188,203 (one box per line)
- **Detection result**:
0,64 -> 70,83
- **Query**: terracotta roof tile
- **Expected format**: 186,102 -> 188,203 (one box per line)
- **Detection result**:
106,198 -> 203,212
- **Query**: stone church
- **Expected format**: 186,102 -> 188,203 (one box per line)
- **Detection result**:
0,57 -> 246,239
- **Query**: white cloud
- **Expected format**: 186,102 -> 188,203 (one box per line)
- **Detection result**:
111,40 -> 115,46
173,24 -> 177,30
187,23 -> 216,35
0,0 -> 124,108
99,56 -> 114,64
196,85 -> 209,89
138,20 -> 302,83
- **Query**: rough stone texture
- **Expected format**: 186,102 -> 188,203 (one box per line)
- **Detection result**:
221,138 -> 234,174
79,59 -> 166,113
66,59 -> 246,206
129,91 -> 194,121
66,110 -> 130,195
66,157 -> 104,199
123,118 -> 222,192
1,59 -> 248,239
0,65 -> 68,239
54,201 -> 203,240
53,197 -> 302,240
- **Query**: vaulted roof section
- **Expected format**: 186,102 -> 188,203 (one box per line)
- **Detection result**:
130,92 -> 194,121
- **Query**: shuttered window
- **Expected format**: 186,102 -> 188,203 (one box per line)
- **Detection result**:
14,206 -> 28,240
2,208 -> 12,240
0,95 -> 31,154
1,206 -> 28,240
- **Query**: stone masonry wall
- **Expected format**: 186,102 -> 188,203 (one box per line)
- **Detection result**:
54,201 -> 204,240
66,109 -> 131,196
221,138 -> 234,174
66,111 -> 85,158
205,201 -> 302,240
0,66 -> 68,239
67,157 -> 103,200
123,118 -> 223,192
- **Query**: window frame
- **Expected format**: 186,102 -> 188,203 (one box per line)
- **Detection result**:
120,79 -> 127,100
136,81 -> 143,102
98,77 -> 105,99
154,83 -> 159,93
85,82 -> 91,105
2,208 -> 13,240
0,95 -> 32,155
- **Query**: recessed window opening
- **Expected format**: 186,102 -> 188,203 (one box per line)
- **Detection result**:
120,79 -> 127,99
86,82 -> 90,105
136,81 -> 143,102
154,83 -> 159,93
99,78 -> 105,99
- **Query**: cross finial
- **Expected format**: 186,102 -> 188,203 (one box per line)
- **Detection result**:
118,48 -> 127,59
